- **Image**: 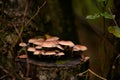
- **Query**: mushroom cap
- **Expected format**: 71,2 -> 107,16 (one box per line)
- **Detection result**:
19,42 -> 27,47
73,45 -> 87,51
43,51 -> 56,55
28,38 -> 38,43
18,54 -> 28,58
42,41 -> 58,48
46,36 -> 59,41
81,56 -> 90,62
37,38 -> 45,42
27,47 -> 36,52
56,45 -> 64,50
33,41 -> 43,45
56,52 -> 65,56
33,50 -> 41,55
58,40 -> 75,47
84,56 -> 90,61
35,45 -> 42,49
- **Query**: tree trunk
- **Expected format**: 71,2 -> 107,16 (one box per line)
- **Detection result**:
29,0 -> 79,43
16,58 -> 89,80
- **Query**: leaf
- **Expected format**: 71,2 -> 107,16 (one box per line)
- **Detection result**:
101,12 -> 115,19
108,26 -> 120,38
86,13 -> 100,19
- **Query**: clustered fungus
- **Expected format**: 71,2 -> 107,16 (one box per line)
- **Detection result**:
19,36 -> 88,61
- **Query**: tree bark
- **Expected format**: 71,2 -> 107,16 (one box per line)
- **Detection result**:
16,58 -> 89,80
29,0 -> 79,43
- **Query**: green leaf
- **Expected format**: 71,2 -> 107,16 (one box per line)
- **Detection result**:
86,13 -> 100,19
101,12 -> 115,19
108,26 -> 120,38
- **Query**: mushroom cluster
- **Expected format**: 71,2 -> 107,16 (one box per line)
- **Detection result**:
19,36 -> 87,61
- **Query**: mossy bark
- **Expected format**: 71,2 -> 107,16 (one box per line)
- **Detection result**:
16,58 -> 89,80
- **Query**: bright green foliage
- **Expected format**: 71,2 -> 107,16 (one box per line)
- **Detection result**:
86,12 -> 115,19
100,12 -> 115,19
108,26 -> 120,38
86,13 -> 100,19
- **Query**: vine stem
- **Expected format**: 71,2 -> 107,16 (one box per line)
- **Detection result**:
108,8 -> 119,27
78,69 -> 107,80
88,69 -> 107,80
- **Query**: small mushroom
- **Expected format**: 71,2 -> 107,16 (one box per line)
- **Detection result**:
56,52 -> 65,56
27,47 -> 36,52
33,50 -> 41,55
58,40 -> 75,47
37,38 -> 45,42
84,56 -> 90,62
42,41 -> 58,48
33,41 -> 43,46
56,45 -> 64,50
28,38 -> 38,43
35,45 -> 42,49
46,36 -> 59,41
43,51 -> 56,55
73,45 -> 87,51
81,55 -> 90,62
17,54 -> 28,58
19,42 -> 27,47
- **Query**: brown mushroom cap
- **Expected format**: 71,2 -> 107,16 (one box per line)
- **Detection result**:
42,41 -> 58,48
56,45 -> 64,50
28,38 -> 38,43
58,40 -> 75,47
46,36 -> 59,41
27,47 -> 36,52
33,41 -> 43,45
84,57 -> 90,61
33,50 -> 41,55
56,52 -> 65,56
19,42 -> 27,47
37,38 -> 45,42
35,45 -> 42,49
81,56 -> 90,62
18,54 -> 28,58
73,45 -> 87,51
43,51 -> 56,55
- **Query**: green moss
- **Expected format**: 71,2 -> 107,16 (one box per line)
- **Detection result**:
56,60 -> 69,64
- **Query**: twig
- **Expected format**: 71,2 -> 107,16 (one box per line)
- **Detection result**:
112,54 -> 120,68
25,1 -> 46,26
0,65 -> 9,74
77,69 -> 107,80
113,54 -> 120,63
23,0 -> 29,25
25,58 -> 30,77
13,25 -> 23,42
13,25 -> 20,36
13,1 -> 47,47
88,69 -> 107,80
77,69 -> 88,76
24,47 -> 30,77
108,8 -> 119,27
0,75 -> 8,80
0,65 -> 9,79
